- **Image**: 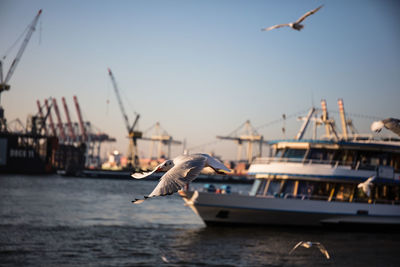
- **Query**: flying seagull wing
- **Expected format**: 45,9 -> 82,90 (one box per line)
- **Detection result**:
149,156 -> 206,197
296,5 -> 323,24
289,241 -> 305,254
383,118 -> 400,136
315,243 -> 330,259
262,23 -> 290,31
132,156 -> 206,204
131,162 -> 164,179
202,154 -> 231,173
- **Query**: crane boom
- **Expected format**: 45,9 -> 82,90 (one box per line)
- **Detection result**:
107,68 -> 142,169
0,9 -> 42,93
107,68 -> 131,133
52,98 -> 66,142
73,95 -> 87,142
62,97 -> 76,141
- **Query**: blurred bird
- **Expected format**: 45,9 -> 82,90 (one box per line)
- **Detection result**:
289,241 -> 330,259
131,153 -> 230,204
371,118 -> 400,137
262,5 -> 323,31
357,176 -> 376,197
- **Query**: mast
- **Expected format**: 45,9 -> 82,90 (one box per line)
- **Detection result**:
338,98 -> 348,140
295,108 -> 315,140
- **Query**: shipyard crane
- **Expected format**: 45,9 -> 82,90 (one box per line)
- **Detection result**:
0,9 -> 42,131
141,122 -> 182,159
217,120 -> 268,164
107,68 -> 142,169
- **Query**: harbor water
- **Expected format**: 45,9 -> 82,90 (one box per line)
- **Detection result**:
1,175 -> 399,266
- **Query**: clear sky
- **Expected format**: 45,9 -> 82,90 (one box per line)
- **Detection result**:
1,0 -> 399,161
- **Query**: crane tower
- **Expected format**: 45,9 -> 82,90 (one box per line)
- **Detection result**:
107,68 -> 142,169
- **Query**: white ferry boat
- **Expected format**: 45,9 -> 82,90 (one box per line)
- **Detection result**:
180,100 -> 400,227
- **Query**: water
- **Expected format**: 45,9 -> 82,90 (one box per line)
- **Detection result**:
1,175 -> 399,266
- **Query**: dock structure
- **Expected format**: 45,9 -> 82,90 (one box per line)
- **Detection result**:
37,96 -> 115,172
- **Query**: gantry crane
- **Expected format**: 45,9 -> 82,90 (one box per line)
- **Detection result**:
217,120 -> 268,164
0,9 -> 42,131
107,68 -> 142,169
141,122 -> 182,159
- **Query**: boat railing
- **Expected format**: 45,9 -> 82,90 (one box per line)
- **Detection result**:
255,192 -> 400,205
252,157 -> 353,168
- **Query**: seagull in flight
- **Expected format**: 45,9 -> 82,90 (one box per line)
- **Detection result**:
262,5 -> 323,31
357,176 -> 376,197
131,153 -> 230,204
289,241 -> 330,259
371,118 -> 400,137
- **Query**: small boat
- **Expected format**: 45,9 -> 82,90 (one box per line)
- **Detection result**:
180,101 -> 400,227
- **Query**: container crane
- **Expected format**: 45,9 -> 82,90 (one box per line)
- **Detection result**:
217,120 -> 268,163
0,9 -> 42,131
141,122 -> 182,159
107,68 -> 142,169
52,98 -> 66,142
62,97 -> 77,142
44,99 -> 57,136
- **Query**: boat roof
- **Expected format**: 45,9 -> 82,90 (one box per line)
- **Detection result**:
268,138 -> 400,152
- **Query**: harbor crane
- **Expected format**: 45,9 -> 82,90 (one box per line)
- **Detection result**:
0,9 -> 42,131
141,122 -> 182,159
107,68 -> 142,169
217,120 -> 268,164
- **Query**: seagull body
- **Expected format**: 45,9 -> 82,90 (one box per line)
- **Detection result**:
371,118 -> 400,137
289,241 -> 330,259
262,5 -> 323,31
131,153 -> 230,204
357,176 -> 376,197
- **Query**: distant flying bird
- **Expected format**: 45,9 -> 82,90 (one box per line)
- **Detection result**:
262,5 -> 323,31
131,154 -> 230,204
289,241 -> 330,259
357,176 -> 376,197
371,118 -> 400,137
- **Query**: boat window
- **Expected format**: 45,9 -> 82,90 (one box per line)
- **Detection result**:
298,181 -> 315,198
281,180 -> 295,197
393,154 -> 400,172
313,182 -> 335,200
275,148 -> 284,158
308,149 -> 335,162
267,180 -> 281,196
283,149 -> 306,159
250,179 -> 263,196
335,184 -> 354,202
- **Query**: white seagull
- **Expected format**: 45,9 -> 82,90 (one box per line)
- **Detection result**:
289,241 -> 330,259
131,153 -> 230,204
371,118 -> 400,137
357,176 -> 376,197
262,5 -> 323,31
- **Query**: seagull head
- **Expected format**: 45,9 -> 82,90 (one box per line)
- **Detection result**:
291,23 -> 304,31
157,160 -> 174,172
371,120 -> 384,133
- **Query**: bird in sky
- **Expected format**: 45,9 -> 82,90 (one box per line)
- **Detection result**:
262,5 -> 323,31
357,176 -> 376,197
371,118 -> 400,137
131,153 -> 231,204
289,241 -> 330,259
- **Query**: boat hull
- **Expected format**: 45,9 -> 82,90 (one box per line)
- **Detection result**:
181,191 -> 400,227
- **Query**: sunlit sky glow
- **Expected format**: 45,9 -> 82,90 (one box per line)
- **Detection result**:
1,0 -> 399,160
